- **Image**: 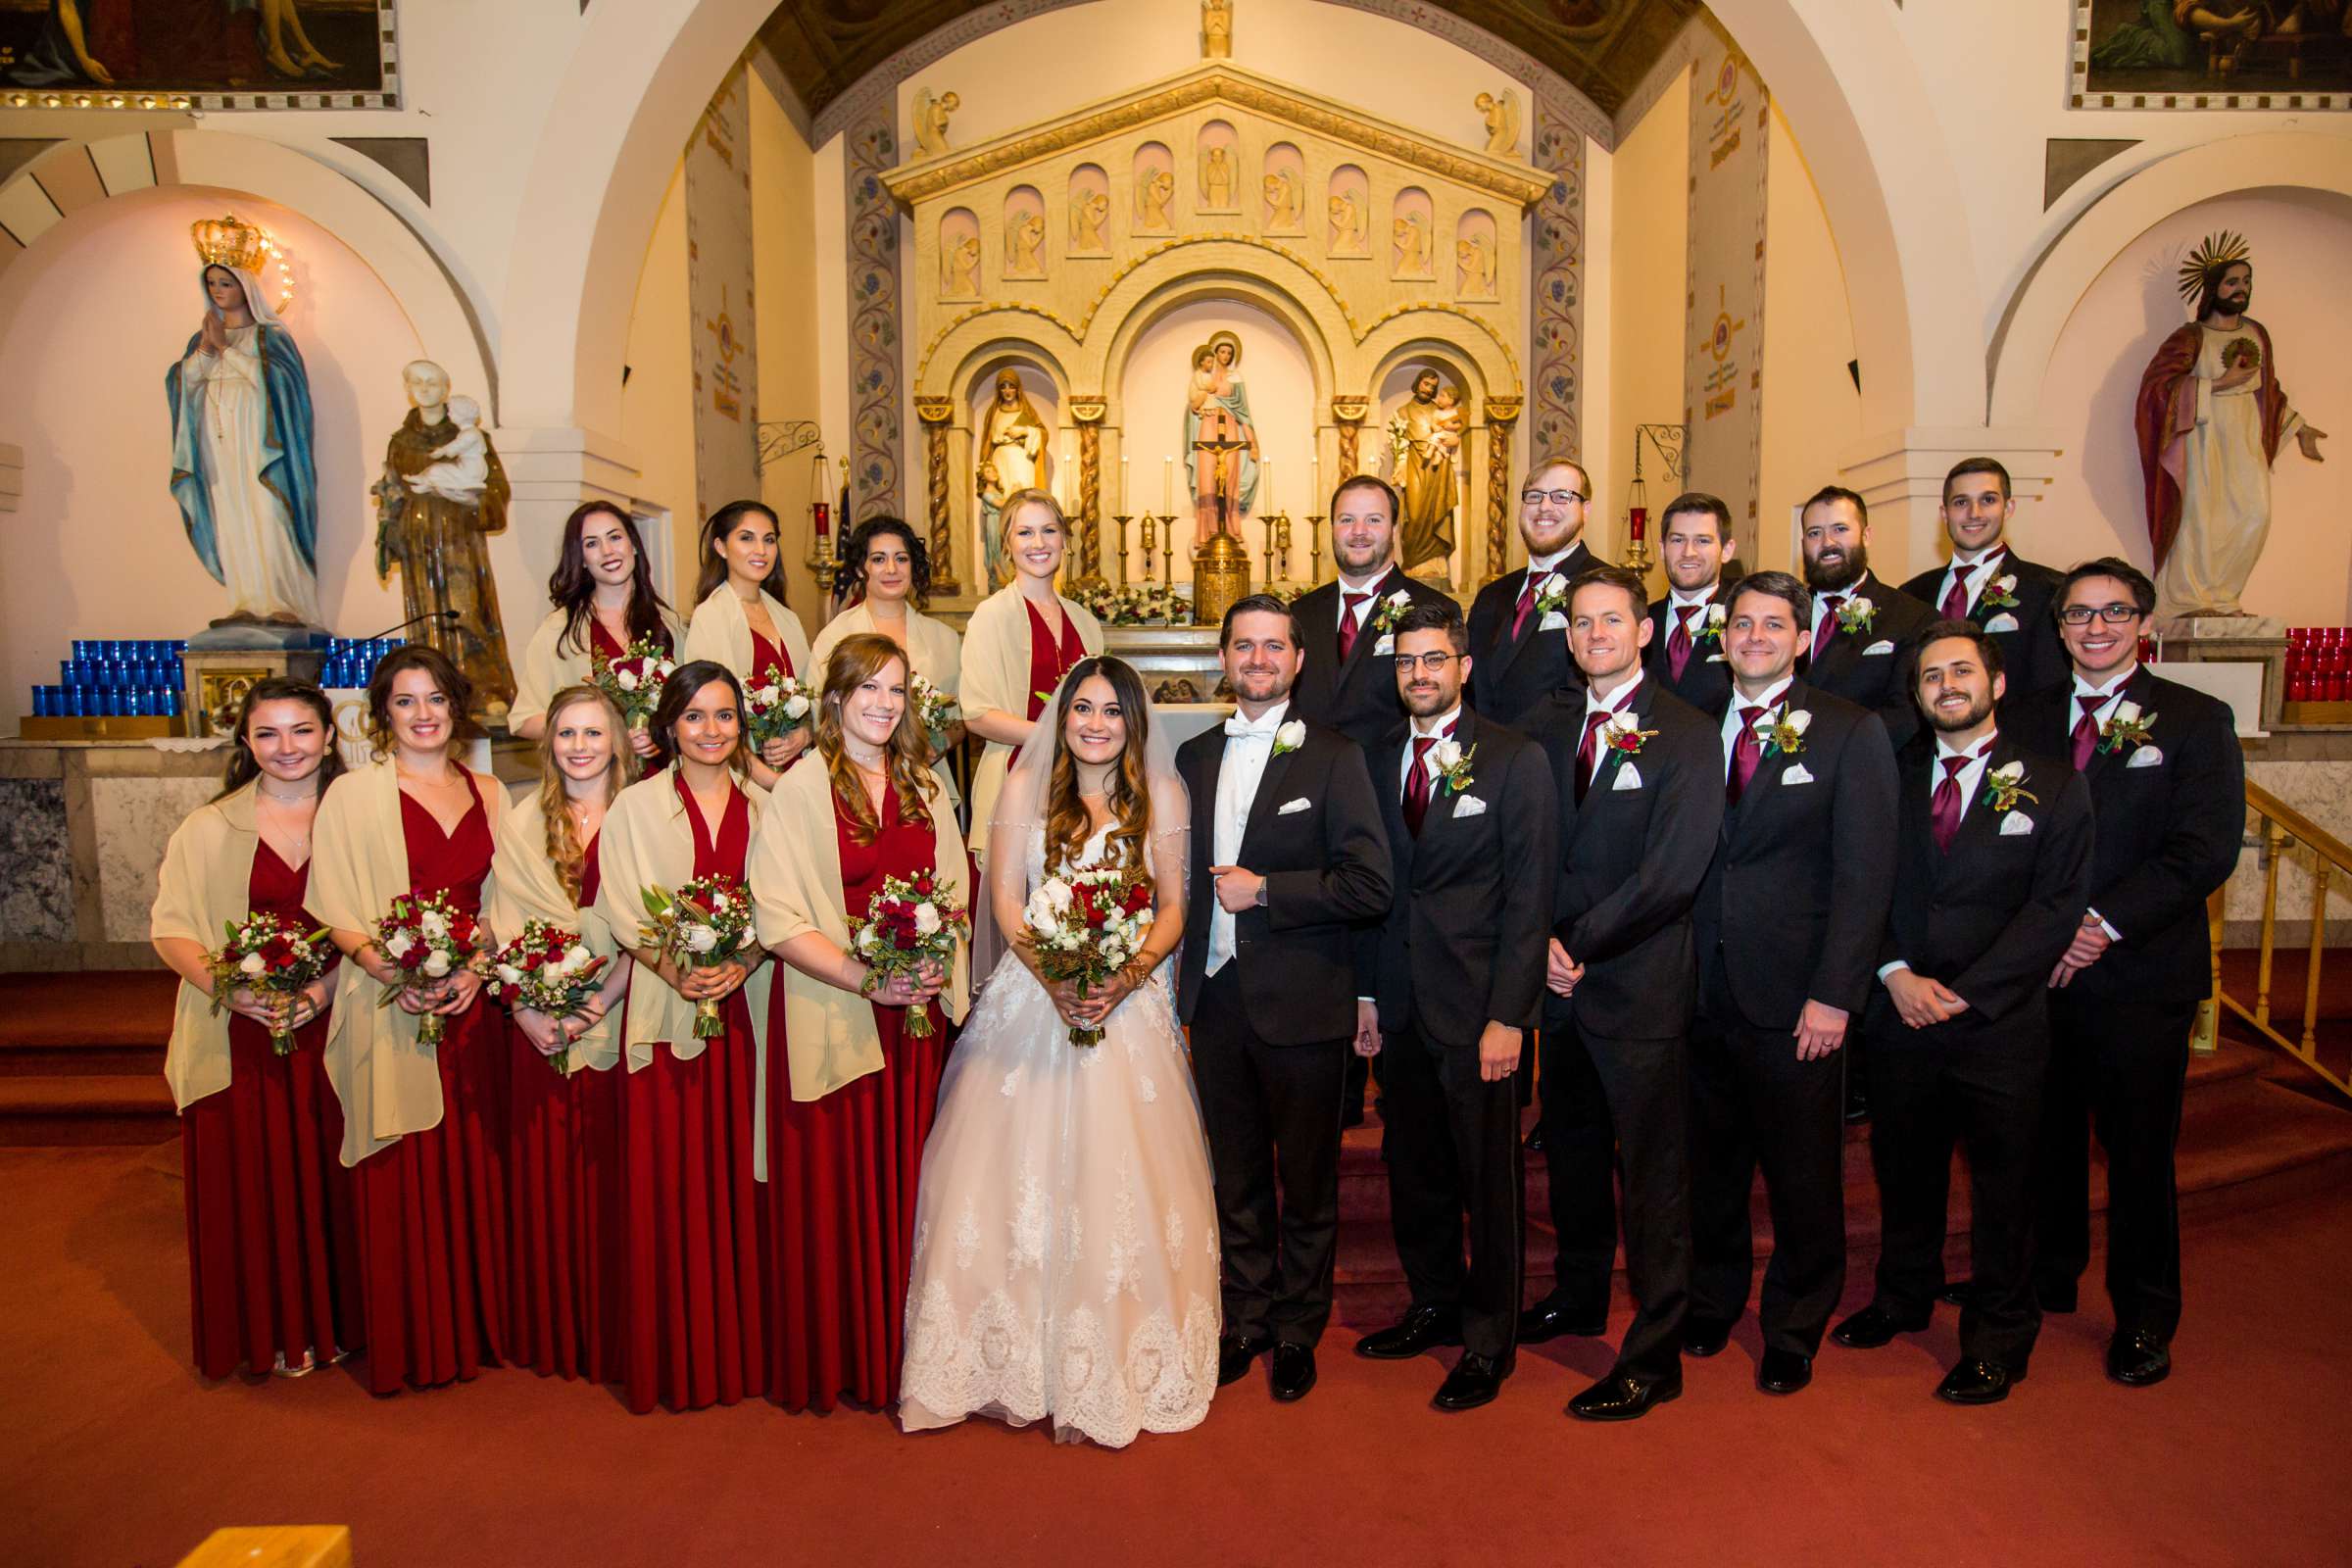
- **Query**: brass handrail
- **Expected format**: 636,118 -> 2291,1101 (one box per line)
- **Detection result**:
2209,779 -> 2352,1102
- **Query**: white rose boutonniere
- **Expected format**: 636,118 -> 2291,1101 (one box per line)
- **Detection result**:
2098,700 -> 2158,755
1532,571 -> 1572,616
1272,718 -> 1306,757
1370,588 -> 1415,634
1836,595 -> 1878,636
1430,738 -> 1476,796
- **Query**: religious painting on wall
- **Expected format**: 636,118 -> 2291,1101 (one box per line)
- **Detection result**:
0,0 -> 401,110
2075,0 -> 2352,110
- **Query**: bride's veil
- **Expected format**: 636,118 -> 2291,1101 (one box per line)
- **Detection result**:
970,657 -> 1190,985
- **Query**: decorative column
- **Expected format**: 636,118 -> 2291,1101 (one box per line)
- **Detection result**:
1529,92 -> 1587,466
843,102 -> 905,522
912,397 -> 959,597
1069,396 -> 1106,585
1332,396 -> 1369,478
1481,396 -> 1522,588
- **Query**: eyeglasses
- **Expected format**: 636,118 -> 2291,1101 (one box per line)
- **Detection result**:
1521,489 -> 1588,508
2058,604 -> 2144,626
1393,652 -> 1458,675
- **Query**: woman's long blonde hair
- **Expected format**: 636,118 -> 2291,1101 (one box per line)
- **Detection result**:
812,634 -> 936,846
536,684 -> 628,904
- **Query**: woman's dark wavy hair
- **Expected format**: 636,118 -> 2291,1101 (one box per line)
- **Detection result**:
648,659 -> 747,773
547,501 -> 675,658
831,514 -> 933,607
1043,656 -> 1153,878
217,677 -> 347,802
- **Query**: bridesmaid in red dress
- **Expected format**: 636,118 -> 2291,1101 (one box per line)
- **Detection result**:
683,500 -> 815,790
313,646 -> 512,1396
593,661 -> 775,1413
490,685 -> 636,1384
152,678 -> 359,1380
512,502 -> 681,776
751,634 -> 973,1412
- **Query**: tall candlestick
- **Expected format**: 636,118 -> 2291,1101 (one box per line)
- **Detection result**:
1262,458 -> 1273,517
1163,456 -> 1173,515
1120,455 -> 1130,514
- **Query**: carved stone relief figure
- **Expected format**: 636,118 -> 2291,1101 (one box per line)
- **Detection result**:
1137,166 -> 1176,230
1201,0 -> 1233,58
1474,89 -> 1520,158
1200,144 -> 1235,210
1070,188 -> 1110,252
1262,168 -> 1300,232
1456,232 -> 1495,297
912,88 -> 959,159
944,233 -> 981,297
1329,192 -> 1366,254
1394,211 -> 1430,276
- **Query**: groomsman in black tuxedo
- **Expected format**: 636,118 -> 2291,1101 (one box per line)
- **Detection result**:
1519,565 -> 1723,1422
1685,571 -> 1897,1396
1643,491 -> 1739,717
1177,594 -> 1394,1404
1832,621 -> 2090,1406
1352,603 -> 1556,1411
1465,457 -> 1602,725
1290,474 -> 1457,1126
2012,559 -> 2243,1388
1897,458 -> 2067,706
1796,486 -> 1936,755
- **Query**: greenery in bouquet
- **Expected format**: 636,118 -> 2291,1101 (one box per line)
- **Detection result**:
641,873 -> 758,1038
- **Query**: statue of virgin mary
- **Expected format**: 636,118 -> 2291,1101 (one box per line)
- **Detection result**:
166,216 -> 320,628
1184,329 -> 1260,544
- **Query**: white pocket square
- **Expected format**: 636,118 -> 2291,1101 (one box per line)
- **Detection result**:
1863,639 -> 1895,656
1782,763 -> 1815,785
1611,763 -> 1643,792
1984,612 -> 2020,632
1998,811 -> 2034,836
2126,746 -> 2165,769
1538,612 -> 1567,631
1452,795 -> 1487,818
1373,634 -> 1396,656
1277,796 -> 1312,815
1705,652 -> 1726,662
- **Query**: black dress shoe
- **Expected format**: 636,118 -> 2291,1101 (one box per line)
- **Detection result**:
1682,1317 -> 1733,1357
2106,1329 -> 2171,1388
1216,1334 -> 1272,1388
1356,1303 -> 1463,1360
1842,1092 -> 1870,1125
1934,1358 -> 2018,1405
1433,1350 -> 1511,1411
1757,1348 -> 1813,1395
1936,1280 -> 1971,1306
1567,1369 -> 1682,1422
1269,1342 -> 1317,1401
1830,1302 -> 1932,1349
1518,1296 -> 1607,1344
1524,1124 -> 1546,1154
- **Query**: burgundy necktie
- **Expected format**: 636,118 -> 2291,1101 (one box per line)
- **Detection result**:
1403,735 -> 1438,838
1574,709 -> 1609,804
1931,756 -> 1968,855
1668,606 -> 1696,681
1727,704 -> 1764,803
1817,594 -> 1846,648
1939,571 -> 1970,622
2071,695 -> 2102,772
1336,591 -> 1369,662
1509,574 -> 1540,640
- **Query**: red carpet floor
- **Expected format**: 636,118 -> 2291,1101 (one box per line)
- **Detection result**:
6,1140 -> 2351,1567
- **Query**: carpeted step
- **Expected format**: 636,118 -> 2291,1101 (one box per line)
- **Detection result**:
0,1075 -> 177,1148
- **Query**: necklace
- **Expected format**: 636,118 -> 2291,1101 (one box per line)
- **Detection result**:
257,784 -> 318,805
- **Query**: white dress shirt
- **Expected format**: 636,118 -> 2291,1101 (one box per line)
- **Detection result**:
1206,699 -> 1290,976
1936,544 -> 2009,617
1879,729 -> 1999,982
1584,669 -> 1644,725
1526,545 -> 1577,582
1720,676 -> 1793,783
1396,703 -> 1464,797
2071,664 -> 2137,941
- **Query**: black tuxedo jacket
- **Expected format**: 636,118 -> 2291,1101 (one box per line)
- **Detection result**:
1354,709 -> 1557,1051
1523,677 -> 1723,1037
1693,681 -> 1898,1031
1175,711 -> 1394,1044
1797,571 -> 1936,755
1898,551 -> 2067,706
1465,543 -> 1600,724
2005,669 -> 2244,1006
1879,733 -> 2092,1027
1291,569 -> 1462,751
1644,589 -> 1734,718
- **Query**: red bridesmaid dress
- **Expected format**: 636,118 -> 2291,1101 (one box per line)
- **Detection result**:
751,629 -> 792,684
1024,599 -> 1086,720
766,781 -> 952,1412
503,832 -> 624,1386
180,841 -> 362,1380
617,775 -> 768,1413
351,771 -> 510,1395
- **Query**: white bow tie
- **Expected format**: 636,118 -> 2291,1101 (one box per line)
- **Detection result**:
1224,714 -> 1282,740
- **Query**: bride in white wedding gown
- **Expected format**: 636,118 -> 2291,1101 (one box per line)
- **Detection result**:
900,657 -> 1221,1446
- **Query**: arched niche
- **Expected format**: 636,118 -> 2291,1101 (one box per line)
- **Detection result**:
1391,187 -> 1435,280
1067,165 -> 1111,257
1261,142 -> 1305,237
1196,121 -> 1240,213
966,357 -> 1066,590
1327,165 -> 1370,258
1454,209 -> 1498,302
1003,184 -> 1047,280
1132,141 -> 1177,233
1118,295 -> 1316,552
938,207 -> 981,299
1372,350 -> 1479,581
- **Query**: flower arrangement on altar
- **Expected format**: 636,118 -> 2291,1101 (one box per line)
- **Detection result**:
1072,581 -> 1197,626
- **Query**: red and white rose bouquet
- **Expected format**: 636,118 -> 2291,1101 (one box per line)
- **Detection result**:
849,869 -> 967,1039
590,636 -> 675,739
486,919 -> 611,1074
206,908 -> 333,1055
373,890 -> 483,1047
641,873 -> 758,1038
1023,864 -> 1154,1048
743,663 -> 816,751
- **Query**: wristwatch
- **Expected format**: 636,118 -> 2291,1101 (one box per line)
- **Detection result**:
1253,880 -> 1268,908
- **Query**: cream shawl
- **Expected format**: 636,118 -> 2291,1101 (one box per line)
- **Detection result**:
749,753 -> 970,1103
309,758 -> 510,1167
958,581 -> 1104,840
511,605 -> 686,729
151,780 -> 292,1112
684,583 -> 813,684
486,792 -> 624,1073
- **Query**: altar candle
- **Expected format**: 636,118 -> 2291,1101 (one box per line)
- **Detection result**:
812,501 -> 830,538
1120,455 -> 1130,513
1628,506 -> 1648,544
1310,451 -> 1320,504
1163,456 -> 1173,514
1061,439 -> 1074,507
1262,458 -> 1273,515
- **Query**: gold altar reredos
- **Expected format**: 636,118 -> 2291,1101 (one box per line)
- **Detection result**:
886,60 -> 1549,609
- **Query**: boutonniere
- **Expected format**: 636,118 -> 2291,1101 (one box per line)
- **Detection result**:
1836,595 -> 1877,635
2097,700 -> 2158,754
1754,703 -> 1811,759
1601,714 -> 1658,758
1370,588 -> 1415,634
1982,760 -> 2040,813
1532,571 -> 1571,615
1693,603 -> 1728,645
1975,573 -> 2020,614
1272,718 -> 1305,758
1430,738 -> 1476,796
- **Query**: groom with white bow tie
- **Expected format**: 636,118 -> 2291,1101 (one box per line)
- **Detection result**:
1176,594 -> 1393,1405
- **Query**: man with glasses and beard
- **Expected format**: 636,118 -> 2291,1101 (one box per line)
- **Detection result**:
1796,486 -> 1936,755
1466,457 -> 1604,724
1832,622 -> 2089,1406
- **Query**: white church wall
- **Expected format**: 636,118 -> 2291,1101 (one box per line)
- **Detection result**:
1755,100 -> 1859,577
1605,65 -> 1690,565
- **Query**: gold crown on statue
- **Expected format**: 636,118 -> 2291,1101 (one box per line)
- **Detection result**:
2177,230 -> 2251,303
190,214 -> 268,272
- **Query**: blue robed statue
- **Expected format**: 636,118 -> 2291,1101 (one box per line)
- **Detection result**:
166,215 -> 321,627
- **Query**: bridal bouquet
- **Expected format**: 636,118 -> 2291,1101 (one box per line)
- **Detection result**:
486,919 -> 610,1075
590,636 -> 675,739
908,671 -> 959,755
641,873 -> 757,1038
373,891 -> 483,1048
849,869 -> 967,1039
207,909 -> 333,1055
744,664 -> 816,751
1023,865 -> 1154,1048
